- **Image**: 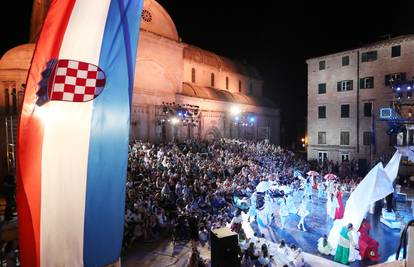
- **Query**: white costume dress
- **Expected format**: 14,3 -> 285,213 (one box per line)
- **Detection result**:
279,201 -> 289,229
286,194 -> 297,214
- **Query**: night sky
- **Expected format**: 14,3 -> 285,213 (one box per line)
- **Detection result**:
2,0 -> 413,146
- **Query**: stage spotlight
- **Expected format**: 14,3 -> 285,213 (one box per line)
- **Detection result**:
171,117 -> 179,125
230,105 -> 241,115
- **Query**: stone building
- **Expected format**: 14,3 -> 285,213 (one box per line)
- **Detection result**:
0,0 -> 280,175
306,35 -> 414,166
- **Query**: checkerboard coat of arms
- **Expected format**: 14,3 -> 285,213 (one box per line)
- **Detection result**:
38,59 -> 106,103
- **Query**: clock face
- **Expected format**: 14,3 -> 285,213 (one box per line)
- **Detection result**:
142,9 -> 152,22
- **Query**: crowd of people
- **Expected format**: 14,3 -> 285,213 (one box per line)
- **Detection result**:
123,139 -> 311,262
122,138 -> 373,266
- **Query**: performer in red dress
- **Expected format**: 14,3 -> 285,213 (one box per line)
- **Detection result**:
358,219 -> 380,261
334,189 -> 344,220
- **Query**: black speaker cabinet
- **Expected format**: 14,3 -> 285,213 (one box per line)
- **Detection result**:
210,227 -> 240,267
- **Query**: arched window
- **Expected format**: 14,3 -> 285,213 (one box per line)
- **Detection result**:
191,68 -> 196,83
211,73 -> 215,87
226,76 -> 229,90
4,88 -> 10,115
12,88 -> 17,115
18,84 -> 26,110
238,80 -> 242,92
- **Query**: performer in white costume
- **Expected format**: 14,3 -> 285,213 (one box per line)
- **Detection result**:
248,191 -> 257,222
297,197 -> 309,231
317,181 -> 325,199
286,192 -> 297,214
348,228 -> 362,262
327,192 -> 338,220
304,178 -> 313,200
279,197 -> 289,229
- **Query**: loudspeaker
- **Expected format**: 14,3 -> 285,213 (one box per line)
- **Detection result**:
210,227 -> 240,267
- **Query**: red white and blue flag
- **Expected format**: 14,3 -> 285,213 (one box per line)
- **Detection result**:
17,0 -> 143,266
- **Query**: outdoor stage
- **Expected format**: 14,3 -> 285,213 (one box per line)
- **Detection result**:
249,189 -> 414,267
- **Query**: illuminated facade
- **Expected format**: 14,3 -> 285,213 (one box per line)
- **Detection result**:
0,0 -> 280,174
306,35 -> 414,166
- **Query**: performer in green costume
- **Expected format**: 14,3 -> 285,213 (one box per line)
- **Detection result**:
334,223 -> 354,265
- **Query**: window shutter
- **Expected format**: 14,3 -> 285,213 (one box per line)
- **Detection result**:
349,80 -> 353,90
360,78 -> 364,89
385,74 -> 391,86
373,51 -> 378,60
337,82 -> 341,91
361,53 -> 367,62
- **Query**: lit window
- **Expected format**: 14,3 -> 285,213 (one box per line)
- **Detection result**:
337,80 -> 353,91
360,77 -> 374,89
318,132 -> 326,144
340,131 -> 350,145
385,72 -> 406,86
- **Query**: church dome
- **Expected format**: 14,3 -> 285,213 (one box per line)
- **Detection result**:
0,44 -> 35,70
140,0 -> 179,42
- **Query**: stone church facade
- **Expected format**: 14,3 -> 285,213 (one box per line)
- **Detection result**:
0,0 -> 280,174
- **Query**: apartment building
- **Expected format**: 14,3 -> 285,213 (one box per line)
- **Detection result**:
306,35 -> 414,166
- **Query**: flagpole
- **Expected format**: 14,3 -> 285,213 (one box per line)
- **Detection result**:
371,110 -> 376,168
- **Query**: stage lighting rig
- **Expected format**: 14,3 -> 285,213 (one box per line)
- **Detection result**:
380,77 -> 414,137
390,79 -> 414,101
232,113 -> 256,127
157,102 -> 200,127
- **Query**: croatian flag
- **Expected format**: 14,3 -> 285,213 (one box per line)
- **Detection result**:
17,0 -> 143,266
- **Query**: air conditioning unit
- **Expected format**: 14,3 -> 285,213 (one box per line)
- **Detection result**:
380,108 -> 400,120
380,108 -> 392,119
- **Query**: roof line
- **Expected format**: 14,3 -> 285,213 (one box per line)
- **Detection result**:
306,34 -> 414,61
